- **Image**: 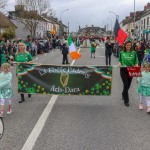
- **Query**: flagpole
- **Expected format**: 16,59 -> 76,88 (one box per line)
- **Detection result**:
134,0 -> 136,40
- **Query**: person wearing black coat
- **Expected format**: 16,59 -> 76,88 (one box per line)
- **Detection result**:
62,41 -> 69,64
105,39 -> 113,65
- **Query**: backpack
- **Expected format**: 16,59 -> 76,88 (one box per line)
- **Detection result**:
147,51 -> 150,63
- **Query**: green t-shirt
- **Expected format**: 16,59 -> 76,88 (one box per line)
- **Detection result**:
15,52 -> 33,74
15,52 -> 33,62
90,42 -> 96,52
118,50 -> 138,66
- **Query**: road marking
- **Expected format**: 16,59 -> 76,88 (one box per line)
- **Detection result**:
21,48 -> 78,150
21,95 -> 58,150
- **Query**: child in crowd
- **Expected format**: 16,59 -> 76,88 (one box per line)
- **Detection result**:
137,63 -> 150,113
0,63 -> 13,117
141,45 -> 150,66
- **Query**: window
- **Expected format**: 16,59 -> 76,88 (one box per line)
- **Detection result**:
147,17 -> 149,29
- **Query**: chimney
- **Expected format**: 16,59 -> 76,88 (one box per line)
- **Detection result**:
135,11 -> 142,16
104,25 -> 106,32
92,24 -> 94,27
86,25 -> 88,28
54,18 -> 58,21
144,5 -> 147,10
15,5 -> 24,12
79,25 -> 81,30
147,2 -> 150,8
130,12 -> 134,17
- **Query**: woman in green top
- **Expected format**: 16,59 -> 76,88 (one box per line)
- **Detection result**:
118,41 -> 139,106
15,42 -> 33,103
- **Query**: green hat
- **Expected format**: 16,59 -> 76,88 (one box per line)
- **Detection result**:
126,37 -> 133,42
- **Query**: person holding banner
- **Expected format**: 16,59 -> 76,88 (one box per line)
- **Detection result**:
137,63 -> 150,113
15,42 -> 33,103
118,41 -> 139,106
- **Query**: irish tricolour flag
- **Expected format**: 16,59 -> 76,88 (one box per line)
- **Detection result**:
68,36 -> 81,60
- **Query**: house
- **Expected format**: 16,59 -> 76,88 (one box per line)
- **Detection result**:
121,2 -> 150,41
0,12 -> 16,36
8,5 -> 48,39
140,5 -> 150,41
78,25 -> 105,37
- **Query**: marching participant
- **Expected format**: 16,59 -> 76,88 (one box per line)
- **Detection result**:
118,41 -> 139,106
90,39 -> 98,58
15,42 -> 33,103
137,63 -> 150,113
0,63 -> 13,117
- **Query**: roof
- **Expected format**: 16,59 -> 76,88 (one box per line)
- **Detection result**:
18,10 -> 45,21
9,10 -> 46,22
79,26 -> 105,33
0,13 -> 17,28
122,10 -> 147,26
122,17 -> 133,26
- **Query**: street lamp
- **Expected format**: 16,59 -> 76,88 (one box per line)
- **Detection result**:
107,18 -> 112,31
59,9 -> 69,36
60,9 -> 69,21
109,11 -> 119,21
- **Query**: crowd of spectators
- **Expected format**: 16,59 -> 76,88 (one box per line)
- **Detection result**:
0,36 -> 66,67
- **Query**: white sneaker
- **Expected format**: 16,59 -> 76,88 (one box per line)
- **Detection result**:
7,108 -> 12,115
7,110 -> 12,115
139,104 -> 144,110
147,107 -> 150,114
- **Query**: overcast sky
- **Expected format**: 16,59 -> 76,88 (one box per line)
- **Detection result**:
7,0 -> 150,32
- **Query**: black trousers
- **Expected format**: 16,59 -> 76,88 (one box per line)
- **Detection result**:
105,55 -> 111,65
20,94 -> 31,100
120,68 -> 133,103
62,54 -> 68,64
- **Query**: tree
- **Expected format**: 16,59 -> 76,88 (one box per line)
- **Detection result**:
16,0 -> 54,16
2,27 -> 16,40
15,0 -> 55,38
0,0 -> 8,13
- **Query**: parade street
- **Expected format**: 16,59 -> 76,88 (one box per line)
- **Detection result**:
1,41 -> 150,150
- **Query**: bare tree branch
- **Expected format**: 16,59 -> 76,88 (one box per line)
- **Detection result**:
15,0 -> 55,38
0,0 -> 8,13
16,0 -> 54,16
